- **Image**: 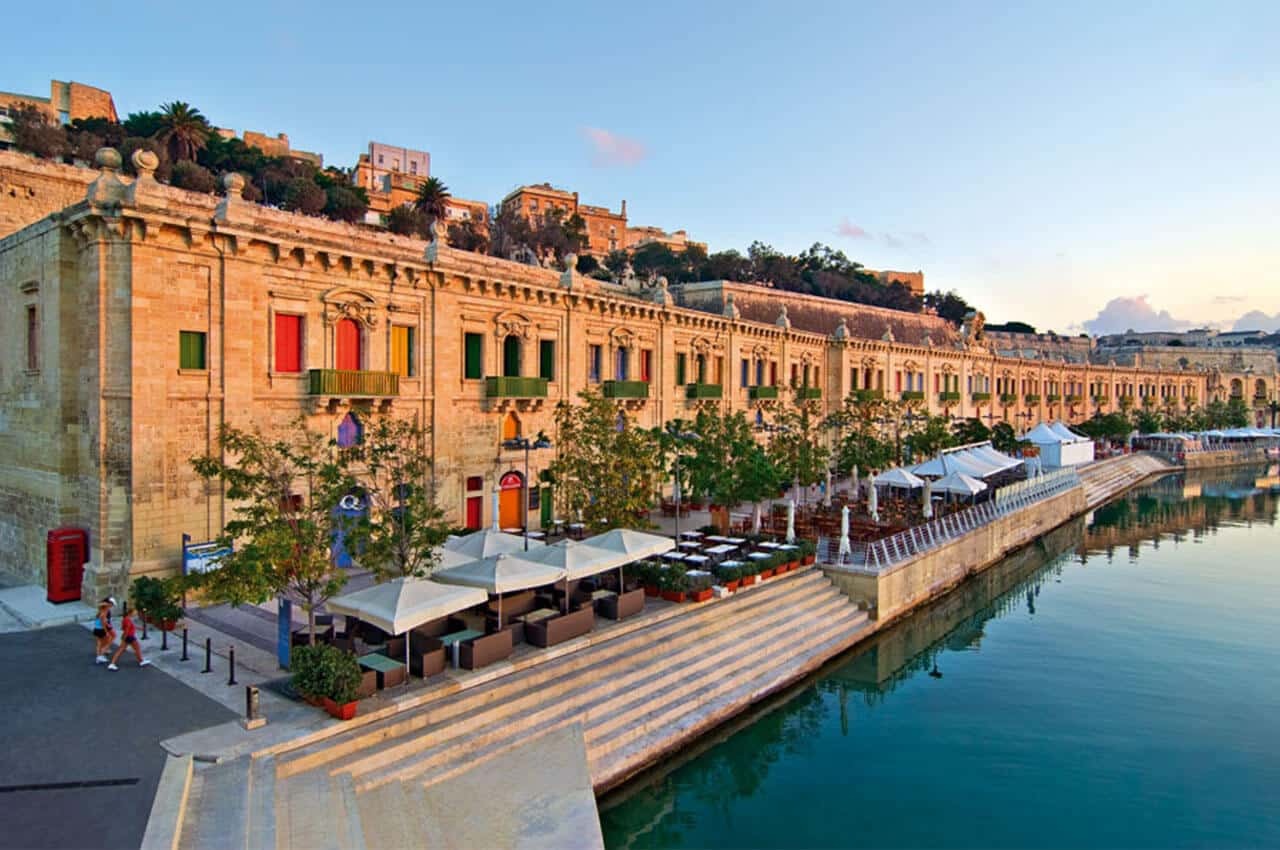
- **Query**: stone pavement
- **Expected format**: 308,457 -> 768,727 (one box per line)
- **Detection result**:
0,624 -> 235,850
0,584 -> 97,631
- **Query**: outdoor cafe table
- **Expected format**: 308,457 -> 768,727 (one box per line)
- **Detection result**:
685,569 -> 713,580
724,537 -> 746,545
747,552 -> 772,562
757,541 -> 782,550
717,560 -> 744,573
520,608 -> 558,624
684,554 -> 711,567
705,544 -> 736,558
661,551 -> 687,563
526,530 -> 546,540
677,541 -> 702,551
704,535 -> 730,544
438,629 -> 484,668
590,589 -> 617,601
358,652 -> 407,689
678,530 -> 703,540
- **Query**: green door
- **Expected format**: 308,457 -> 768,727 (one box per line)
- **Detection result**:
540,486 -> 553,527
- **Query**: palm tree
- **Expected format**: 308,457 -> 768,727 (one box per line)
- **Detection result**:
154,102 -> 211,162
413,177 -> 451,235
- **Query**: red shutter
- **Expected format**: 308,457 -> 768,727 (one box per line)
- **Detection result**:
336,318 -> 361,371
275,314 -> 302,373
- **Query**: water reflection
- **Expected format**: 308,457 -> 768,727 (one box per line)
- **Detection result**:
601,467 -> 1280,849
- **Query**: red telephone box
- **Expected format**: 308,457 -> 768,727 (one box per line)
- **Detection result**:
46,528 -> 89,603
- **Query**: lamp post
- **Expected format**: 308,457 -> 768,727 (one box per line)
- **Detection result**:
502,433 -> 552,550
667,426 -> 700,542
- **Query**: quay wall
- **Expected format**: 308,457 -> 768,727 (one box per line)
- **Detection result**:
824,486 -> 1086,624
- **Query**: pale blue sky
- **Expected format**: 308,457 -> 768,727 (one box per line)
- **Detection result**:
7,1 -> 1277,333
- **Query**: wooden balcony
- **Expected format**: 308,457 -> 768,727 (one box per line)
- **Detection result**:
685,383 -> 723,400
749,385 -> 779,400
602,380 -> 649,399
485,376 -> 549,399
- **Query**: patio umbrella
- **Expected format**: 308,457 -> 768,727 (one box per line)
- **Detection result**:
491,489 -> 500,531
874,467 -> 926,490
837,505 -> 852,564
433,551 -> 568,621
582,528 -> 675,598
443,528 -> 543,560
524,539 -> 627,615
923,478 -> 934,519
752,502 -> 762,534
785,499 -> 796,544
869,482 -> 880,524
851,464 -> 859,495
933,471 -> 987,501
823,469 -> 832,508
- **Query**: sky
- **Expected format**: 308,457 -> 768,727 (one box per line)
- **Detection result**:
6,1 -> 1277,335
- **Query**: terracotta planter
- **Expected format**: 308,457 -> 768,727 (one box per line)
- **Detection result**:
323,697 -> 358,721
660,590 -> 687,603
689,588 -> 713,603
724,579 -> 741,593
303,694 -> 324,708
644,585 -> 660,597
143,614 -> 179,631
786,560 -> 800,571
740,574 -> 757,586
759,568 -> 775,579
802,554 -> 816,566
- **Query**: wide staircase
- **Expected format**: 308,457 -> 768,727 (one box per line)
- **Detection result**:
176,567 -> 869,850
1078,453 -> 1173,508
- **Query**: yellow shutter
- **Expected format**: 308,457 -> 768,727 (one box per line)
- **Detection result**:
391,326 -> 411,376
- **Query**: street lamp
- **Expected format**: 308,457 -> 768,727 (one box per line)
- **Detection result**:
502,432 -> 552,550
666,426 -> 700,542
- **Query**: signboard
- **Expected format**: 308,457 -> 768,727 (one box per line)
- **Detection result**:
500,472 -> 524,490
183,539 -> 231,575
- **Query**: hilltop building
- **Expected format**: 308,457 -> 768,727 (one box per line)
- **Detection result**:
353,141 -> 487,232
0,79 -> 117,148
214,128 -> 323,167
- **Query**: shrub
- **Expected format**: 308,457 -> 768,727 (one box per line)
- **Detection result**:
169,160 -> 218,193
9,106 -> 69,160
130,575 -> 184,623
659,569 -> 691,593
291,643 -> 362,704
281,177 -> 326,216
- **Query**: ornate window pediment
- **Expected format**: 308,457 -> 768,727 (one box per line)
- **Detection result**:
322,287 -> 378,329
494,310 -> 534,340
610,326 -> 636,349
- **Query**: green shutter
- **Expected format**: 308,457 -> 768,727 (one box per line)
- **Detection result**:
539,340 -> 555,381
676,353 -> 686,386
179,331 -> 206,370
464,333 -> 482,380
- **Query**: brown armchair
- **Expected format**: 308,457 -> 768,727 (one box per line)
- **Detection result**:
525,605 -> 595,648
598,588 -> 645,621
355,669 -> 377,700
458,629 -> 513,670
408,632 -> 447,678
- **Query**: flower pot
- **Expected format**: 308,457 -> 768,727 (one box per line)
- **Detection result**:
759,568 -> 775,579
303,694 -> 324,708
644,585 -> 660,597
724,579 -> 741,593
802,554 -> 816,566
323,697 -> 358,721
786,560 -> 800,571
689,588 -> 713,603
740,574 -> 757,586
660,590 -> 687,603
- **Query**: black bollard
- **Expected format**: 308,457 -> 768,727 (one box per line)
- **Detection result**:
161,627 -> 168,652
227,646 -> 237,686
141,616 -> 149,641
202,637 -> 212,674
180,628 -> 189,661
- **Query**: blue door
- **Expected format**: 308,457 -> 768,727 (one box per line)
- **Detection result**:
331,492 -> 367,569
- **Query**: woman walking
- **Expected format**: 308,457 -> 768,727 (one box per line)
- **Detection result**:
107,605 -> 151,671
93,598 -> 116,664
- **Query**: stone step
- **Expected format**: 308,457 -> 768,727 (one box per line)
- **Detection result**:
277,769 -> 364,850
368,589 -> 861,793
276,570 -> 827,779
342,584 -> 853,791
593,614 -> 869,788
246,755 -> 276,850
183,759 -> 250,850
354,781 -> 416,850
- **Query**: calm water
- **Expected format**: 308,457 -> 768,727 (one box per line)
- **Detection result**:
600,467 -> 1280,849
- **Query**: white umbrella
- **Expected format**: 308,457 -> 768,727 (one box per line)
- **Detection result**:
434,551 -> 568,620
490,489 -> 500,531
823,469 -> 832,508
443,528 -> 543,560
874,467 -> 926,490
933,470 -> 987,498
752,502 -> 762,534
837,505 -> 852,564
785,499 -> 796,544
581,528 -> 674,561
923,478 -> 934,519
851,464 -> 859,494
869,482 -> 880,524
525,540 -> 626,581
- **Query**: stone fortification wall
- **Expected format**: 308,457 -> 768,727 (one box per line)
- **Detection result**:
0,151 -> 96,240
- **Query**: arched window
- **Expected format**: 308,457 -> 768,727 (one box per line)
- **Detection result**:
502,412 -> 521,441
336,318 -> 361,371
615,347 -> 628,380
503,335 -> 521,377
337,412 -> 362,447
695,354 -> 707,383
1255,379 -> 1267,399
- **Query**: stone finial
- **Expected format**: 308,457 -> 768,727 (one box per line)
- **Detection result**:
124,149 -> 161,205
424,218 -> 441,263
222,172 -> 246,198
881,327 -> 895,343
215,171 -> 249,223
723,292 -> 740,319
86,147 -> 127,207
922,333 -> 933,348
560,255 -> 578,289
652,276 -> 673,306
832,318 -> 848,340
776,304 -> 791,330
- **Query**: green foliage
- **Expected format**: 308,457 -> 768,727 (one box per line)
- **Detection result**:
190,422 -> 351,641
155,101 -> 211,162
923,290 -> 974,326
122,110 -> 165,138
386,205 -> 428,237
951,418 -> 991,445
290,643 -> 362,704
984,321 -> 1037,334
679,411 -> 781,509
990,422 -> 1021,453
129,576 -> 185,623
169,160 -> 218,193
448,218 -> 490,252
282,177 -> 327,215
904,414 -> 956,461
831,392 -> 894,473
413,177 -> 451,230
339,417 -> 451,580
8,105 -> 69,160
1076,412 -> 1132,442
766,402 -> 830,491
658,569 -> 691,593
548,390 -> 663,532
323,185 -> 369,223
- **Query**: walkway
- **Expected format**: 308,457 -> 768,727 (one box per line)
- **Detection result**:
1078,453 -> 1174,508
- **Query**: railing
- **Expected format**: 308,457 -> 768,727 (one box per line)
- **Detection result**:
1046,393 -> 1062,403
307,369 -> 399,397
1065,394 -> 1083,404
485,375 -> 549,398
835,468 -> 1081,575
797,387 -> 822,400
686,382 -> 723,400
602,379 -> 649,399
900,391 -> 924,401
971,392 -> 991,402
1024,394 -> 1041,404
749,385 -> 779,400
1092,395 -> 1108,405
939,391 -> 960,403
999,393 -> 1018,405
852,389 -> 884,402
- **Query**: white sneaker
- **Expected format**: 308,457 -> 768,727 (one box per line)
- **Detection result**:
107,663 -> 119,671
139,659 -> 151,667
96,655 -> 107,664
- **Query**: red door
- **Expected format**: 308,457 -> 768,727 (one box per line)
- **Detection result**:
336,318 -> 361,371
465,496 -> 482,530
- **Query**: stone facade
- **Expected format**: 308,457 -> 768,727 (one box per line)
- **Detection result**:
0,150 -> 97,239
0,80 -> 118,146
0,151 -> 1260,597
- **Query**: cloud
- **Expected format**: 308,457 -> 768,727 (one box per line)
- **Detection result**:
881,233 -> 903,248
837,219 -> 870,239
1232,310 -> 1280,332
908,231 -> 931,245
1081,295 -> 1197,336
1212,295 -> 1248,305
580,127 -> 648,167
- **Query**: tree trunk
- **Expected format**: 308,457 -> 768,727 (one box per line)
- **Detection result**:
307,603 -> 316,646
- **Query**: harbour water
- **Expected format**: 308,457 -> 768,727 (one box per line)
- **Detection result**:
600,467 -> 1280,849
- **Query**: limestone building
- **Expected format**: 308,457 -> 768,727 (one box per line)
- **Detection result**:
0,79 -> 118,148
0,150 -> 1269,598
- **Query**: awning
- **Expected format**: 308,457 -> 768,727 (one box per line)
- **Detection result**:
523,540 -> 629,581
327,578 -> 487,636
581,529 -> 675,562
932,470 -> 988,496
874,467 -> 925,489
970,444 -> 1023,471
443,528 -> 546,560
433,552 -> 566,594
1026,422 -> 1067,444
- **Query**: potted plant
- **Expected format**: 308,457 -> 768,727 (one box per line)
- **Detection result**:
131,576 -> 184,631
635,561 -> 662,597
688,572 -> 714,603
659,568 -> 690,604
799,539 -> 817,566
290,644 -> 331,707
292,644 -> 362,720
739,562 -> 759,586
321,649 -> 363,721
718,564 -> 741,593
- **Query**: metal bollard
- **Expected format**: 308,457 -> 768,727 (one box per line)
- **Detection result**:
180,628 -> 189,661
161,627 -> 168,652
227,646 -> 237,686
245,686 -> 259,722
141,616 -> 149,641
202,637 -> 212,674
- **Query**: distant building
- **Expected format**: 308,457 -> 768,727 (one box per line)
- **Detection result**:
625,225 -> 707,255
870,270 -> 925,298
213,128 -> 323,167
354,141 -> 486,234
0,79 -> 117,148
501,183 -> 627,255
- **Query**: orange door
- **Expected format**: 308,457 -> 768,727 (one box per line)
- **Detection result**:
499,487 -> 522,530
336,318 -> 361,371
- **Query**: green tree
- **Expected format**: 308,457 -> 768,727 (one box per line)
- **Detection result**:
905,414 -> 956,460
385,205 -> 428,237
190,423 -> 351,643
169,160 -> 218,193
923,290 -> 974,326
8,105 -> 69,159
830,392 -> 893,474
282,177 -> 327,216
448,218 -> 489,253
154,101 -> 211,162
339,418 -> 451,580
547,390 -> 663,532
681,410 -> 779,509
323,185 -> 369,223
766,399 -> 829,500
122,110 -> 165,138
990,422 -> 1021,454
413,177 -> 451,233
603,249 -> 631,277
951,417 -> 991,445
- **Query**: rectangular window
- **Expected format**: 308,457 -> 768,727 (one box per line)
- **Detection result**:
791,364 -> 799,386
274,314 -> 302,373
640,350 -> 652,382
676,353 -> 687,386
391,325 -> 414,377
540,340 -> 555,381
179,331 -> 206,370
25,306 -> 38,371
740,359 -> 749,388
756,360 -> 765,385
589,344 -> 602,383
771,361 -> 778,386
466,475 -> 483,492
464,332 -> 483,380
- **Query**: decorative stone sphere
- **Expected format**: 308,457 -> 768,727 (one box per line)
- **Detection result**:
221,172 -> 246,196
131,149 -> 159,174
95,147 -> 122,171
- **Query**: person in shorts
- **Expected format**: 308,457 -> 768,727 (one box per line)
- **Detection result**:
93,599 -> 116,664
107,605 -> 150,671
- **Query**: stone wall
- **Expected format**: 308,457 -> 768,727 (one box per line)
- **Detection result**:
0,151 -> 96,240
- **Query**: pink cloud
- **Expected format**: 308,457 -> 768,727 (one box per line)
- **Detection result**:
581,127 -> 648,166
837,219 -> 870,239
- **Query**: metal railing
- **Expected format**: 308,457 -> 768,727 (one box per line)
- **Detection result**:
838,468 -> 1081,574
